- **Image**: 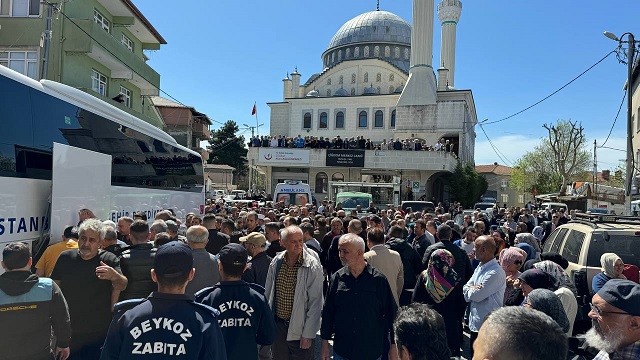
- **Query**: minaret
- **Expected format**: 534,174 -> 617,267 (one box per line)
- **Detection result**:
438,0 -> 462,87
290,68 -> 301,98
283,73 -> 292,100
397,0 -> 437,106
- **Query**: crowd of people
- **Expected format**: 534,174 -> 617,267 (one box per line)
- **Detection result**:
248,134 -> 458,155
1,200 -> 639,360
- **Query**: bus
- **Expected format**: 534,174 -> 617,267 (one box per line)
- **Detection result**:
0,66 -> 204,259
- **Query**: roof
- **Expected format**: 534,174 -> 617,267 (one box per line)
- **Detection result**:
327,11 -> 411,50
150,96 -> 212,125
475,164 -> 512,176
205,164 -> 235,171
122,0 -> 167,44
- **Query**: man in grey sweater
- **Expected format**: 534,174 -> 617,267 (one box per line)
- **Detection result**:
185,225 -> 221,295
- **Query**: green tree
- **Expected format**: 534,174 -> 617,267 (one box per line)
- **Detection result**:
447,162 -> 488,207
207,120 -> 248,177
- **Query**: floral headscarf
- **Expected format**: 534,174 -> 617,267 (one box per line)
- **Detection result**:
424,249 -> 460,303
515,233 -> 541,253
533,260 -> 578,296
499,247 -> 525,273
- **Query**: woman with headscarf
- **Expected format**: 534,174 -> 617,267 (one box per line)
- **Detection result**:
532,226 -> 544,244
591,252 -> 626,295
413,249 -> 463,357
515,233 -> 541,262
499,247 -> 526,306
515,268 -> 558,301
533,260 -> 578,335
524,288 -> 571,335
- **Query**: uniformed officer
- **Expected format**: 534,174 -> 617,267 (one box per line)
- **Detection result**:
100,241 -> 227,360
196,243 -> 275,360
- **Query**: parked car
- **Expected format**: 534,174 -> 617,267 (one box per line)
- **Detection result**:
473,202 -> 496,211
540,201 -> 568,212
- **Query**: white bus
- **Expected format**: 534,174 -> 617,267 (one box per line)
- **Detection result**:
0,66 -> 204,258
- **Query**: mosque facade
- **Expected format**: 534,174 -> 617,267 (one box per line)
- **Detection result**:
247,0 -> 478,205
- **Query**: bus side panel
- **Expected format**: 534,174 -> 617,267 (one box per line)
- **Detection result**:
109,186 -> 203,223
51,143 -> 112,240
0,178 -> 51,245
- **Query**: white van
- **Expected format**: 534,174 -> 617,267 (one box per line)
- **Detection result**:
274,181 -> 313,206
540,202 -> 568,212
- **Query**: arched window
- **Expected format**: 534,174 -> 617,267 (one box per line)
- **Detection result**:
359,111 -> 368,128
364,72 -> 368,83
374,110 -> 384,128
326,89 -> 331,97
303,112 -> 312,129
364,46 -> 369,57
315,172 -> 328,194
338,50 -> 342,61
394,47 -> 400,59
332,52 -> 335,62
339,75 -> 343,84
320,112 -> 328,129
376,86 -> 381,94
351,73 -> 356,84
404,48 -> 409,60
385,46 -> 390,57
351,88 -> 356,96
327,78 -> 331,85
389,86 -> 394,94
374,46 -> 380,57
389,73 -> 394,82
346,48 -> 351,58
354,47 -> 360,57
376,73 -> 381,82
391,109 -> 396,128
332,172 -> 344,182
335,111 -> 345,129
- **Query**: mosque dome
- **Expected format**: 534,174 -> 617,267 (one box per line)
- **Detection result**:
322,10 -> 411,73
363,84 -> 379,95
334,87 -> 349,97
306,89 -> 320,97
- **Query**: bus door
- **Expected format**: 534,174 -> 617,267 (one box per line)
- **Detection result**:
51,143 -> 112,241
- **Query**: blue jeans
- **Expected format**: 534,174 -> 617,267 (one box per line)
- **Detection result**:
333,352 -> 381,360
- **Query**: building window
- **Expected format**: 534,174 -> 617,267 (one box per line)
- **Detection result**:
374,46 -> 380,57
319,112 -> 328,129
376,73 -> 381,82
389,73 -> 394,82
91,69 -> 108,96
331,52 -> 335,63
121,34 -> 134,52
404,48 -> 409,60
358,111 -> 368,128
339,75 -> 343,84
0,0 -> 40,16
518,194 -> 524,204
0,50 -> 38,79
501,179 -> 509,188
364,72 -> 368,83
501,194 -> 509,204
346,48 -> 350,58
326,89 -> 331,97
391,110 -> 396,128
394,47 -> 400,59
332,172 -> 344,182
315,172 -> 328,194
327,78 -> 331,85
335,111 -> 345,129
354,47 -> 360,57
374,110 -> 384,128
351,73 -> 356,84
119,86 -> 132,108
385,46 -> 390,57
94,9 -> 110,33
338,50 -> 342,61
364,46 -> 369,57
303,112 -> 312,129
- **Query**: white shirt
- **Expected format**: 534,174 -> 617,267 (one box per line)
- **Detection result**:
463,258 -> 506,332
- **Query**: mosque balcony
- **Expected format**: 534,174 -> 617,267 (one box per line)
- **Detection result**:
247,147 -> 458,172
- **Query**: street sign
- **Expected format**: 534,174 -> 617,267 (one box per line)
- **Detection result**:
412,181 -> 420,190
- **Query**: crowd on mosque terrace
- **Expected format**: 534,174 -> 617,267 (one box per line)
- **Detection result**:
1,199 -> 639,360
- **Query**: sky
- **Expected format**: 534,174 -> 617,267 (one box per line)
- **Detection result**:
134,0 -> 640,172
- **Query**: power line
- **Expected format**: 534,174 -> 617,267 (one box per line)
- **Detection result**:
598,91 -> 626,148
482,50 -> 616,125
478,124 -> 514,166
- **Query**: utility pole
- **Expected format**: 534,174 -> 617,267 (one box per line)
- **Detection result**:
40,2 -> 55,80
594,139 -> 598,207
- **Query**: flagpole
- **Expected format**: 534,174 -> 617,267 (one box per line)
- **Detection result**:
254,101 -> 259,137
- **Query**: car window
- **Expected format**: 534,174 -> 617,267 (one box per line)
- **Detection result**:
586,233 -> 640,267
544,228 -> 568,253
561,230 -> 585,264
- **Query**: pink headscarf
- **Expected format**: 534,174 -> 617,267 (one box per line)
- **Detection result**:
499,247 -> 526,273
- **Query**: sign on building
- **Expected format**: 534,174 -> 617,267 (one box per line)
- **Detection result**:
257,148 -> 310,165
326,149 -> 365,167
412,181 -> 420,190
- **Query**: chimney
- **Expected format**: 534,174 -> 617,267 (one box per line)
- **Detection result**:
438,0 -> 462,87
283,73 -> 292,100
437,66 -> 449,91
397,0 -> 437,106
290,68 -> 301,98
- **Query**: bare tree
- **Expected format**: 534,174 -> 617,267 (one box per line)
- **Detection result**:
543,120 -> 591,195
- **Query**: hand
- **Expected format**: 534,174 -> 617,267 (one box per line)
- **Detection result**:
388,346 -> 399,360
299,337 -> 312,350
321,340 -> 331,360
506,275 -> 516,287
468,252 -> 475,260
96,261 -> 119,281
79,209 -> 96,222
55,347 -> 70,360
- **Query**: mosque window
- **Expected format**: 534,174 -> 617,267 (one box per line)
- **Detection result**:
315,172 -> 328,194
319,112 -> 328,129
374,110 -> 384,128
385,46 -> 390,57
364,46 -> 369,57
338,50 -> 342,61
389,73 -> 394,82
351,88 -> 356,96
327,78 -> 331,85
303,112 -> 312,129
351,74 -> 356,84
326,89 -> 331,97
354,47 -> 360,57
332,52 -> 335,63
358,111 -> 368,128
404,48 -> 409,60
364,73 -> 368,83
389,86 -> 394,94
374,46 -> 380,57
376,73 -> 381,82
335,111 -> 345,129
332,172 -> 344,182
377,86 -> 381,93
339,75 -> 343,84
391,110 -> 396,128
346,48 -> 351,58
394,47 -> 400,59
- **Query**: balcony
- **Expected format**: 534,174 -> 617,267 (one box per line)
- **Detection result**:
248,147 -> 459,172
64,19 -> 160,93
192,147 -> 210,162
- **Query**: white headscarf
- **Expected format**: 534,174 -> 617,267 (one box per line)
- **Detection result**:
600,253 -> 623,278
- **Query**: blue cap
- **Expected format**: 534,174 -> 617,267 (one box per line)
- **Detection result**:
597,279 -> 640,316
218,243 -> 248,266
154,241 -> 193,278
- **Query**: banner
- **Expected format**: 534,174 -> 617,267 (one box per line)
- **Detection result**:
257,148 -> 310,164
326,149 -> 365,167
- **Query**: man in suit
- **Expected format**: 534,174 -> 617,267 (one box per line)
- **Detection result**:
364,227 -> 404,307
541,212 -> 561,246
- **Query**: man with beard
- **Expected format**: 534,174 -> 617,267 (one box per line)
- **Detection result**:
585,279 -> 640,360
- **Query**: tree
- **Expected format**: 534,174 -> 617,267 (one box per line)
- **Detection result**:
207,120 -> 248,178
543,120 -> 591,195
447,162 -> 488,208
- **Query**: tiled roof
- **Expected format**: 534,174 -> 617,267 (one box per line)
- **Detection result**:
205,164 -> 235,171
475,164 -> 512,176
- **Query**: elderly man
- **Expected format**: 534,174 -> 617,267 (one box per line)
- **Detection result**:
185,225 -> 221,295
119,220 -> 157,301
264,225 -> 323,360
327,219 -> 362,275
364,227 -> 404,306
166,220 -> 186,242
116,216 -> 133,245
585,279 -> 640,359
149,219 -> 168,240
463,235 -> 505,357
321,233 -> 397,360
473,306 -> 568,360
51,218 -> 127,359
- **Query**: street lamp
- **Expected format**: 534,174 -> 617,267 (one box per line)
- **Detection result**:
603,31 -> 639,197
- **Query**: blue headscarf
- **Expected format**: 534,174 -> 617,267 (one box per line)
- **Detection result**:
516,243 -> 536,261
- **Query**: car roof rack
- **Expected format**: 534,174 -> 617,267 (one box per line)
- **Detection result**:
571,213 -> 640,227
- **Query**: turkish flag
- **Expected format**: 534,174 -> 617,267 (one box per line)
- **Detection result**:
533,188 -> 537,197
251,104 -> 256,115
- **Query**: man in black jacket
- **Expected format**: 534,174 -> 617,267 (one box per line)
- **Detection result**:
204,214 -> 230,255
0,242 -> 71,360
241,232 -> 272,288
385,225 -> 422,306
119,220 -> 157,301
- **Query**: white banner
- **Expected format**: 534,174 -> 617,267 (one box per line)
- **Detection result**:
257,148 -> 310,165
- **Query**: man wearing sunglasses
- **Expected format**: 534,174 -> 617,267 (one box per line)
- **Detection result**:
586,279 -> 640,359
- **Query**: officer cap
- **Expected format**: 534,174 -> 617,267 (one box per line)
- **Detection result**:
154,241 -> 193,278
218,243 -> 248,266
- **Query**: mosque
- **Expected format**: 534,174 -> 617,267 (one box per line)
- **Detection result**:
246,0 -> 478,206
